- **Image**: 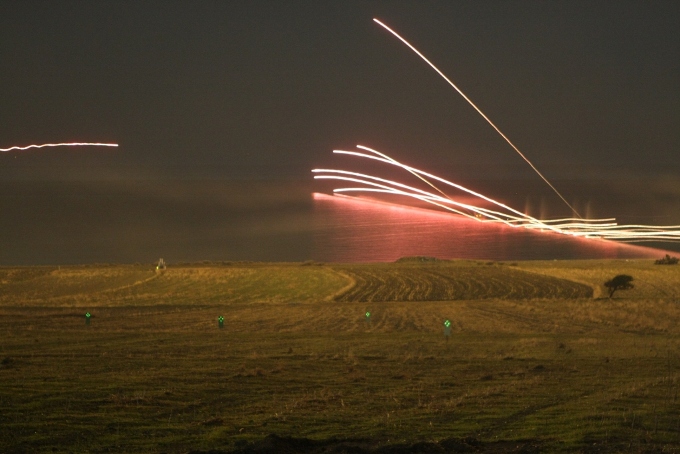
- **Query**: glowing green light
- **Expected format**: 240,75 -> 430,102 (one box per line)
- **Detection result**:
218,316 -> 224,328
85,312 -> 91,325
365,311 -> 371,318
444,319 -> 451,328
85,312 -> 91,318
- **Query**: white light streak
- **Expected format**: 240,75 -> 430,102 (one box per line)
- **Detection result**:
313,146 -> 680,243
0,142 -> 118,152
373,18 -> 581,217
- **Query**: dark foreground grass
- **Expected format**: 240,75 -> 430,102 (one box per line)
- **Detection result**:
4,307 -> 680,453
2,261 -> 680,453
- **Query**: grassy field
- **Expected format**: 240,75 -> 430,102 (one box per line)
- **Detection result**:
2,259 -> 680,453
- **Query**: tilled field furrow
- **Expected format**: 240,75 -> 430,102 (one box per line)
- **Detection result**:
334,265 -> 592,302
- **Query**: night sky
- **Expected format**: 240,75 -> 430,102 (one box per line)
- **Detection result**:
0,1 -> 678,264
1,0 -> 678,181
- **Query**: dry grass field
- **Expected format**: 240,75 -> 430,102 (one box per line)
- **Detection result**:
2,259 -> 680,453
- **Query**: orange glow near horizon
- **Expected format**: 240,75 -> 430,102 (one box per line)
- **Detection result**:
312,192 -> 670,263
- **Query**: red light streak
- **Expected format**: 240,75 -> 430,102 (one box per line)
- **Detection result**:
0,142 -> 118,152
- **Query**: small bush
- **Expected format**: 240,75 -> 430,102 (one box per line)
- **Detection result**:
655,254 -> 679,265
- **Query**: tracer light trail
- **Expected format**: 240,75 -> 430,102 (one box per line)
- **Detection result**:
373,18 -> 580,218
0,142 -> 118,152
313,146 -> 680,243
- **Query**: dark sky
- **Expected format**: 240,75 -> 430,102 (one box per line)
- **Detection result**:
1,0 -> 678,182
